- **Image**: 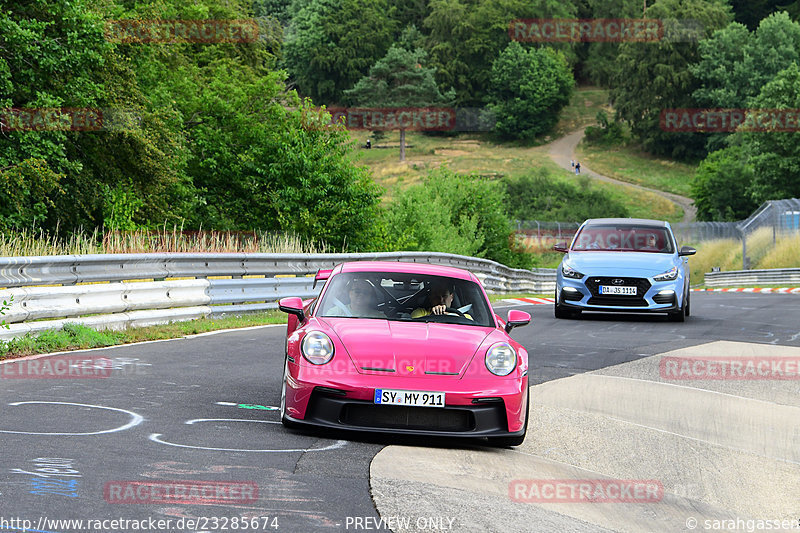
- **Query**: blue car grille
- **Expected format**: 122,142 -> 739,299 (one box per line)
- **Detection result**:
585,277 -> 651,307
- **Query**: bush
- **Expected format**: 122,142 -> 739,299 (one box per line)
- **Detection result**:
691,145 -> 758,221
584,111 -> 627,146
504,169 -> 629,221
382,168 -> 533,268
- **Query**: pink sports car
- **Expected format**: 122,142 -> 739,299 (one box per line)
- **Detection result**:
277,261 -> 532,446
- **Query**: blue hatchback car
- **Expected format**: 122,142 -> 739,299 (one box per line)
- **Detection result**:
554,218 -> 696,322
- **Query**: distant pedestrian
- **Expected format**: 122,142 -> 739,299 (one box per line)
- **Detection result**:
570,159 -> 574,170
575,162 -> 581,175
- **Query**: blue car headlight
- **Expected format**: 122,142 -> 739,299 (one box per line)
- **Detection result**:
653,266 -> 679,282
561,263 -> 584,279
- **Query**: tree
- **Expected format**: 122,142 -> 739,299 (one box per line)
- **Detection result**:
742,62 -> 800,203
691,63 -> 800,219
729,0 -> 800,29
580,0 -> 642,86
282,0 -> 395,104
344,45 -> 455,160
486,42 -> 574,140
423,0 -> 577,106
611,0 -> 733,159
0,0 -> 188,232
692,13 -> 800,109
691,145 -> 757,221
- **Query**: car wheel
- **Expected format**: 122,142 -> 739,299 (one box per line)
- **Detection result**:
554,289 -> 577,319
685,291 -> 691,317
668,294 -> 686,322
489,394 -> 529,448
280,358 -> 298,429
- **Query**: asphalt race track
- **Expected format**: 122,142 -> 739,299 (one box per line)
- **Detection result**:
1,292 -> 798,533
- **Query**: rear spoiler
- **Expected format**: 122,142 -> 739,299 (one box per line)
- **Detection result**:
313,268 -> 332,289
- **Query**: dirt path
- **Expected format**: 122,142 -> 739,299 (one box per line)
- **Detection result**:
548,129 -> 697,222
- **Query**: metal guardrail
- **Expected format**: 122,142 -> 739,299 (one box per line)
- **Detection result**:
704,268 -> 800,287
0,252 -> 557,340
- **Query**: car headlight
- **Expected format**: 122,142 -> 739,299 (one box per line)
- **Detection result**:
561,263 -> 584,279
301,331 -> 335,365
653,266 -> 679,281
485,342 -> 517,376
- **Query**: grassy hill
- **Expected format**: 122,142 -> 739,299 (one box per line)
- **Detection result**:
349,88 -> 691,222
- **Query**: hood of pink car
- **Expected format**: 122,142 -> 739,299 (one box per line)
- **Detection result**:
320,318 -> 492,377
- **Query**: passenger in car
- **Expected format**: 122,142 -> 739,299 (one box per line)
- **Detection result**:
327,279 -> 386,318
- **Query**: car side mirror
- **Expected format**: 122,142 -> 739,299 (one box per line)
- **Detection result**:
678,246 -> 696,257
505,309 -> 531,333
279,297 -> 305,321
553,242 -> 569,253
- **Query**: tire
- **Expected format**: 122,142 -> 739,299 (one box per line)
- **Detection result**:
685,290 -> 691,317
554,303 -> 571,319
280,358 -> 299,429
489,395 -> 529,447
667,292 -> 687,322
554,289 -> 577,319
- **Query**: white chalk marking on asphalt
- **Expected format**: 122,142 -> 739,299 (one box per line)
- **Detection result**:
0,401 -> 144,435
149,418 -> 347,452
216,401 -> 238,406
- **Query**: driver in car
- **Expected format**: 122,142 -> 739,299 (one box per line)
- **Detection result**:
412,282 -> 472,320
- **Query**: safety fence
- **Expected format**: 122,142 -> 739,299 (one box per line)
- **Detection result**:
704,268 -> 800,288
0,252 -> 556,340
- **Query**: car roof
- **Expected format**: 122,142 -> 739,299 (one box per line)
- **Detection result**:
582,218 -> 669,228
337,261 -> 475,281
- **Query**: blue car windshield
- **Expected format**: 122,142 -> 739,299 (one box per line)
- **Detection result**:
571,225 -> 674,253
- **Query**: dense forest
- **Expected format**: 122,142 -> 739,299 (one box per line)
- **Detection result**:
1,0 -> 799,266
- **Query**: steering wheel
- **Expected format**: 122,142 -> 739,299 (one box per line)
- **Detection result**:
444,307 -> 465,317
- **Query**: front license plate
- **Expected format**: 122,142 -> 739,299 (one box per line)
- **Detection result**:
374,389 -> 445,408
600,285 -> 637,295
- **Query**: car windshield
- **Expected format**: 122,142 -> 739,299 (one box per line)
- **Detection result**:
571,224 -> 674,253
316,272 -> 494,327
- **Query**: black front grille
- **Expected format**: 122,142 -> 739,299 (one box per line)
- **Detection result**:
584,276 -> 650,306
585,277 -> 651,297
341,404 -> 473,431
587,296 -> 649,307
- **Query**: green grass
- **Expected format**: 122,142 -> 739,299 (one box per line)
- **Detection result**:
488,292 -> 550,302
0,311 -> 286,360
354,131 -> 685,222
552,87 -> 612,138
575,141 -> 698,198
590,179 -> 684,222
